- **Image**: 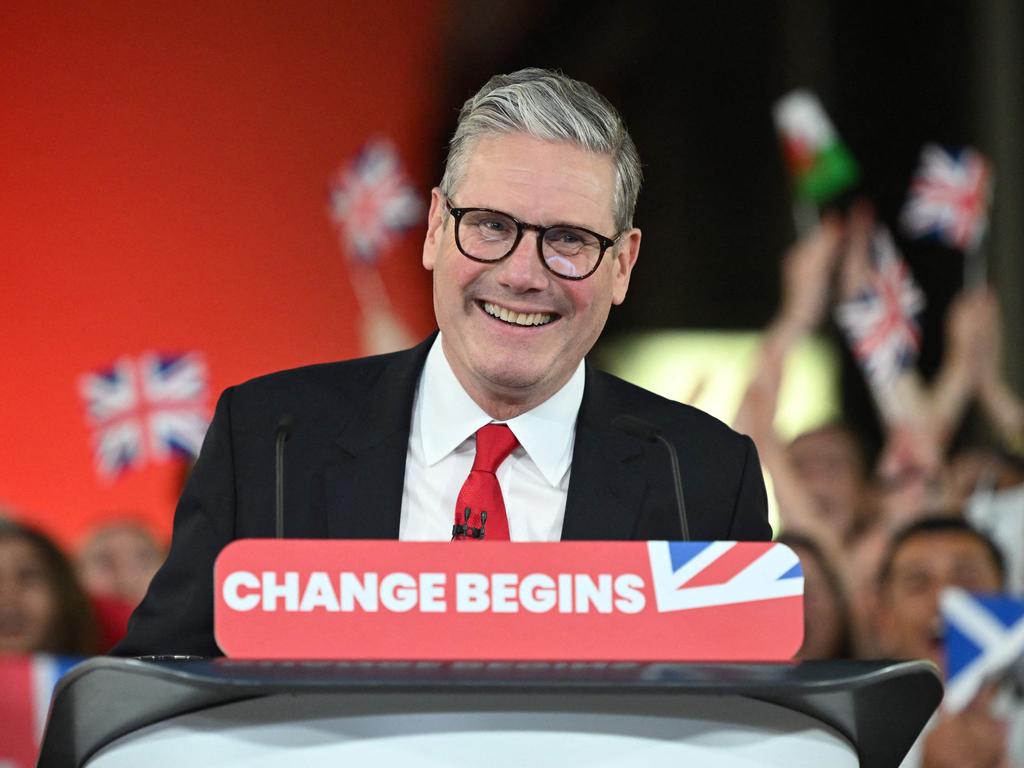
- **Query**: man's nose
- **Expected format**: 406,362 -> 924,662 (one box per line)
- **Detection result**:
493,231 -> 550,292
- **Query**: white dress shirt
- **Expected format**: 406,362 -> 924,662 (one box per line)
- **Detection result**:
399,334 -> 584,541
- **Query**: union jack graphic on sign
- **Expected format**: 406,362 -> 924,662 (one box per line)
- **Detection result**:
78,352 -> 210,478
834,227 -> 926,390
900,144 -> 993,253
328,138 -> 423,263
646,541 -> 803,612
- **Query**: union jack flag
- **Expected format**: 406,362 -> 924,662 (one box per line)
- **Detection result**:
78,351 -> 210,479
328,138 -> 423,264
0,655 -> 81,768
942,589 -> 1024,713
900,144 -> 993,253
647,541 -> 803,613
834,227 -> 926,390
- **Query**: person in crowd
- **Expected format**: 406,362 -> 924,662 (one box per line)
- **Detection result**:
732,215 -> 886,653
737,197 -> 1024,652
874,516 -> 1008,768
77,520 -> 165,606
839,210 -> 1024,659
115,68 -> 771,658
777,532 -> 853,660
934,287 -> 1024,460
77,519 -> 166,649
875,516 -> 1004,666
0,519 -> 98,656
786,421 -> 872,540
734,217 -> 855,547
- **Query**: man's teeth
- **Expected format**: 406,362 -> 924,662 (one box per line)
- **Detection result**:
483,302 -> 553,326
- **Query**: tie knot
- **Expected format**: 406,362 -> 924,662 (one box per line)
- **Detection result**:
472,424 -> 519,473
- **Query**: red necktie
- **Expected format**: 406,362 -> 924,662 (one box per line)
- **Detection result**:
452,424 -> 518,541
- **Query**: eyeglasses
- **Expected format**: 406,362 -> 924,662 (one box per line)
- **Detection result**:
445,200 -> 620,280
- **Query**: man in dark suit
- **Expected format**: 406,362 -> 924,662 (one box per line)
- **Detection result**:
115,68 -> 770,658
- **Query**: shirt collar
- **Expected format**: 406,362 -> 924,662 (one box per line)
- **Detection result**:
418,334 -> 584,487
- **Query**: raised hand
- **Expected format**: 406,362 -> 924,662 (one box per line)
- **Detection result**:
776,215 -> 844,338
922,686 -> 1007,768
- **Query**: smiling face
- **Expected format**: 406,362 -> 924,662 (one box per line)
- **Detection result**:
78,524 -> 164,604
0,537 -> 58,654
787,426 -> 865,539
423,133 -> 640,418
876,531 -> 1002,666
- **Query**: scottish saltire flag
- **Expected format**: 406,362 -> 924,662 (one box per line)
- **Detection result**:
942,589 -> 1024,713
327,138 -> 423,263
0,655 -> 81,768
79,351 -> 210,478
647,541 -> 803,612
834,227 -> 926,390
772,89 -> 859,204
901,144 -> 993,253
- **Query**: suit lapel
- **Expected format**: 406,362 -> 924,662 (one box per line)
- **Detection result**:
324,336 -> 434,539
560,365 -> 647,540
323,344 -> 648,541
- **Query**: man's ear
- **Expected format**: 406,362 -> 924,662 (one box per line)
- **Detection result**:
422,188 -> 446,271
611,228 -> 641,305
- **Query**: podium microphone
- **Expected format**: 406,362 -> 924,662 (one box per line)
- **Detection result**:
613,415 -> 690,541
274,415 -> 294,539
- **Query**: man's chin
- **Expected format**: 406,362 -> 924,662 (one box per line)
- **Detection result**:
479,366 -> 552,397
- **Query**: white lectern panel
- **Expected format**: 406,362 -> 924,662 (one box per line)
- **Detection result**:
87,692 -> 858,768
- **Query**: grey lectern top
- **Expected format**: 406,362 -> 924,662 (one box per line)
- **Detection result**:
38,657 -> 941,768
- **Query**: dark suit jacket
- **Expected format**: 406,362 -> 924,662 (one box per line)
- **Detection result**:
114,335 -> 770,657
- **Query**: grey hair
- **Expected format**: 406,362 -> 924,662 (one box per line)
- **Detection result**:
440,68 -> 642,232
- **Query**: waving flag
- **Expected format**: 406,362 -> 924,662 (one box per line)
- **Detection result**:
647,541 -> 803,612
78,351 -> 210,479
327,138 -> 423,264
901,144 -> 992,253
0,655 -> 81,768
326,138 -> 421,355
942,589 -> 1024,712
834,227 -> 926,390
773,89 -> 860,204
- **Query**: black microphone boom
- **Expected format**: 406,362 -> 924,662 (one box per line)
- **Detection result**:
612,414 -> 690,541
274,415 -> 294,539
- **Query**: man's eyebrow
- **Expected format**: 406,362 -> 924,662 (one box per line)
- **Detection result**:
542,214 -> 617,236
493,207 -> 613,236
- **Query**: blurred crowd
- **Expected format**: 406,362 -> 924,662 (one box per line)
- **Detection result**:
0,515 -> 164,657
736,203 -> 1024,766
734,204 -> 1023,663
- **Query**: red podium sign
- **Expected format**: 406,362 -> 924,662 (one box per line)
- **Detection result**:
214,540 -> 804,661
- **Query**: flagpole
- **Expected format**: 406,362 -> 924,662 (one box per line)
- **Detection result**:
964,236 -> 988,289
791,199 -> 818,238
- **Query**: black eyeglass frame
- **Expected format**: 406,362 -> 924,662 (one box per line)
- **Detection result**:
445,199 -> 621,281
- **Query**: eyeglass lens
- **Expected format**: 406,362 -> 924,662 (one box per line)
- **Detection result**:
457,209 -> 602,279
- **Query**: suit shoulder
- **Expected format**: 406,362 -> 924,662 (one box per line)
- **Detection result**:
233,349 -> 402,395
218,343 -> 426,421
588,368 -> 746,445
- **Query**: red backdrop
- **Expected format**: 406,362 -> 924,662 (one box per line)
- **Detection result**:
0,2 -> 441,550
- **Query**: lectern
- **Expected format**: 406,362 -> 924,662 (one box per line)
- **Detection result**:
38,656 -> 941,768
